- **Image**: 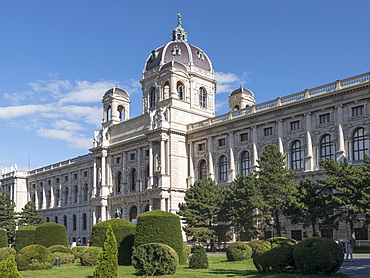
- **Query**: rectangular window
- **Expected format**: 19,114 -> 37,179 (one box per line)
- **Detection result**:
218,138 -> 226,147
290,120 -> 300,130
40,182 -> 43,187
319,113 -> 330,124
198,143 -> 205,151
116,157 -> 121,164
352,105 -> 364,117
264,127 -> 272,136
84,171 -> 88,177
32,184 -> 36,189
130,153 -> 136,160
65,176 -> 68,182
145,149 -> 149,157
240,133 -> 249,141
56,178 -> 60,183
48,180 -> 51,185
74,174 -> 78,179
291,230 -> 302,241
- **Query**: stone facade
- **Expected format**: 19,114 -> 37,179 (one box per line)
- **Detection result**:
1,18 -> 370,244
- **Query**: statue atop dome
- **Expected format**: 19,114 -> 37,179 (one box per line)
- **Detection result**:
177,13 -> 182,27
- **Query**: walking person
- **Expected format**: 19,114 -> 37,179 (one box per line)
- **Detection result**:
345,239 -> 354,262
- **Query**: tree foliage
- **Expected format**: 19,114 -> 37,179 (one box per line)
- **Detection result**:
0,192 -> 16,244
19,201 -> 43,227
256,145 -> 296,237
178,178 -> 225,245
318,156 -> 370,239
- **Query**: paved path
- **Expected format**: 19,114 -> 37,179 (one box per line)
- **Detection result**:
339,253 -> 370,278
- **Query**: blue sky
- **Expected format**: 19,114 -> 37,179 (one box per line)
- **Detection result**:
1,0 -> 370,171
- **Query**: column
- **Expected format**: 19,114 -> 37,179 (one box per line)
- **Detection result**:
228,132 -> 236,181
277,120 -> 284,153
336,104 -> 346,162
137,148 -> 142,192
101,150 -> 107,196
93,157 -> 97,197
160,139 -> 166,175
148,142 -> 153,189
188,142 -> 194,187
252,126 -> 258,169
207,137 -> 214,179
304,113 -> 314,172
122,152 -> 127,193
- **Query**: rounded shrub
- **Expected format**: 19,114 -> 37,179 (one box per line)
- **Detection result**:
80,246 -> 102,266
189,245 -> 208,269
183,244 -> 191,259
0,247 -> 16,262
72,246 -> 87,259
0,255 -> 21,278
248,239 -> 262,251
134,210 -> 185,264
293,237 -> 344,275
34,222 -> 68,248
253,237 -> 297,273
226,241 -> 252,261
14,226 -> 36,252
52,252 -> 75,264
0,229 -> 8,248
16,244 -> 54,270
90,218 -> 135,265
132,243 -> 179,276
48,245 -> 73,254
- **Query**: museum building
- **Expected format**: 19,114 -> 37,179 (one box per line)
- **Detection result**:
1,18 -> 370,244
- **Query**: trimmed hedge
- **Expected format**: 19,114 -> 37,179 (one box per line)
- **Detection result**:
134,210 -> 185,264
0,247 -> 16,262
52,252 -> 75,264
80,246 -> 102,266
293,237 -> 344,275
253,237 -> 297,273
16,244 -> 54,271
48,245 -> 73,254
90,218 -> 135,265
183,244 -> 191,259
189,245 -> 208,269
14,226 -> 36,252
132,243 -> 179,276
34,222 -> 68,248
0,255 -> 21,278
0,229 -> 8,248
72,246 -> 87,259
248,239 -> 262,251
226,241 -> 252,261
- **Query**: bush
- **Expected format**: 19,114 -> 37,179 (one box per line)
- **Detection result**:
134,210 -> 185,264
226,241 -> 252,261
253,237 -> 297,273
293,237 -> 344,275
52,252 -> 75,264
0,247 -> 16,262
189,245 -> 208,269
16,244 -> 54,270
14,226 -> 36,252
34,222 -> 68,248
90,218 -> 135,265
183,244 -> 191,259
48,245 -> 73,254
0,229 -> 8,248
132,243 -> 179,276
93,225 -> 118,278
72,246 -> 87,259
248,239 -> 262,251
0,255 -> 21,278
80,247 -> 102,266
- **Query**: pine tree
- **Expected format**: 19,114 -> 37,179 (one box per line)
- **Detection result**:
178,178 -> 225,245
319,157 -> 370,239
0,192 -> 16,244
256,144 -> 296,237
19,201 -> 43,227
221,173 -> 261,240
93,225 -> 118,278
0,255 -> 21,278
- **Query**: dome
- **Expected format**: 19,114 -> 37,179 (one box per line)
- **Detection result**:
229,86 -> 254,97
104,86 -> 129,98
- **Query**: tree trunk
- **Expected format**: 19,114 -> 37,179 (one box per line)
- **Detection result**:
275,210 -> 281,237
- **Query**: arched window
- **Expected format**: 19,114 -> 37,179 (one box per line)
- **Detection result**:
353,128 -> 368,161
149,87 -> 156,108
46,190 -> 51,208
46,217 -> 50,222
55,216 -> 58,224
218,155 -> 228,181
129,206 -> 137,222
198,160 -> 207,180
116,171 -> 122,193
240,151 -> 251,176
82,213 -> 87,230
199,87 -> 207,108
233,105 -> 240,111
55,189 -> 60,207
64,187 -> 69,206
118,105 -> 125,121
107,106 -> 112,121
131,169 -> 137,191
143,166 -> 149,190
63,215 -> 67,228
291,140 -> 303,170
72,214 -> 77,230
73,185 -> 78,203
144,203 -> 149,212
177,83 -> 184,100
320,134 -> 333,161
83,184 -> 88,202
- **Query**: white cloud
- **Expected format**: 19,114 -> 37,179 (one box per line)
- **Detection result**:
0,104 -> 54,119
215,100 -> 228,112
37,128 -> 92,150
215,71 -> 251,94
53,120 -> 85,131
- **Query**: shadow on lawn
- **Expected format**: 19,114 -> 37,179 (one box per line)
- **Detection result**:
208,268 -> 260,277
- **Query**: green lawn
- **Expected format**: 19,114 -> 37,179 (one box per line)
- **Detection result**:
19,257 -> 348,278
